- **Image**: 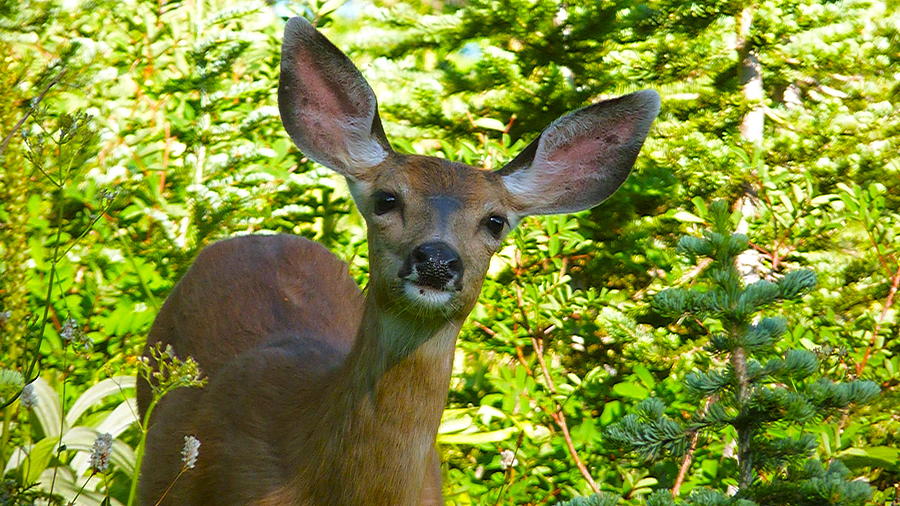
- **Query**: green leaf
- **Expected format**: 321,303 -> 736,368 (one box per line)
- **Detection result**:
672,210 -> 705,223
65,376 -> 135,427
25,437 -> 60,483
95,398 -> 139,436
600,400 -> 623,425
31,377 -> 62,437
612,381 -> 649,400
438,412 -> 474,434
633,476 -> 659,490
837,446 -> 900,470
437,426 -> 517,444
473,117 -> 507,131
633,365 -> 656,389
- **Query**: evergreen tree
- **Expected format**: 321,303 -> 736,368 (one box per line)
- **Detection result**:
605,200 -> 880,505
340,1 -> 897,499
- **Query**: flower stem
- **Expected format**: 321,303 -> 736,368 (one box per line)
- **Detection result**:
127,396 -> 160,506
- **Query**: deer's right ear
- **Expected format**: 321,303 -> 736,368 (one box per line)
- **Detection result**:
278,17 -> 392,180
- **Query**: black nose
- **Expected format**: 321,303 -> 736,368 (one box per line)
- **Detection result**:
407,241 -> 463,289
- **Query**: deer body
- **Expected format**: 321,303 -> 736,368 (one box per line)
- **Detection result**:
138,17 -> 659,505
139,235 -> 448,504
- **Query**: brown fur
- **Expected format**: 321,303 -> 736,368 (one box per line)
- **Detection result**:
137,161 -> 514,505
137,16 -> 658,505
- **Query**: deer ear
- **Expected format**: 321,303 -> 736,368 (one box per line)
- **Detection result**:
498,90 -> 660,216
278,17 -> 392,179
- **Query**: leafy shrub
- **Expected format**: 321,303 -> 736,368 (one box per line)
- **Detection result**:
1,0 -> 897,503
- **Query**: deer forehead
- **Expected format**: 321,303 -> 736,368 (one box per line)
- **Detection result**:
368,154 -> 510,213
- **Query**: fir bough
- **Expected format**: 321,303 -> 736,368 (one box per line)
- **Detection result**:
605,201 -> 879,505
554,491 -> 620,506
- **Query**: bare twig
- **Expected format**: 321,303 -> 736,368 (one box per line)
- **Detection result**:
513,280 -> 600,494
473,320 -> 497,337
513,346 -> 533,376
730,343 -> 754,489
0,71 -> 65,156
155,467 -> 187,506
672,397 -> 714,496
856,264 -> 900,377
532,333 -> 600,494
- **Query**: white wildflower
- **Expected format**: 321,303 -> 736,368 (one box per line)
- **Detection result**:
499,449 -> 518,470
60,318 -> 79,342
20,383 -> 37,409
59,317 -> 93,351
181,435 -> 200,469
100,188 -> 119,202
89,432 -> 113,473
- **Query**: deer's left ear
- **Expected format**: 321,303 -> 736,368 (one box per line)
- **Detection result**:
498,90 -> 660,216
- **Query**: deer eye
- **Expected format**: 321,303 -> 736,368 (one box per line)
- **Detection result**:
484,215 -> 507,239
373,191 -> 400,215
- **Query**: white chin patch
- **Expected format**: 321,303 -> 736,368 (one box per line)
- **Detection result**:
403,281 -> 453,307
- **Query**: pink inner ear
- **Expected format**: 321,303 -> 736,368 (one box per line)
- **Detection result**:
284,45 -> 388,169
543,114 -> 638,170
292,47 -> 361,121
501,90 -> 658,214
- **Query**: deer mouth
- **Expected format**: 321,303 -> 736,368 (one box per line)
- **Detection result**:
400,279 -> 458,307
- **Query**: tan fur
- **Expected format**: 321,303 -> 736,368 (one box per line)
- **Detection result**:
137,161 -> 515,505
137,16 -> 658,505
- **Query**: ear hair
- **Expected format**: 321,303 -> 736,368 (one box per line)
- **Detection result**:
498,90 -> 661,216
278,17 -> 392,179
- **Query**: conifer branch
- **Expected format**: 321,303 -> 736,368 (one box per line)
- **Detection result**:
606,200 -> 880,503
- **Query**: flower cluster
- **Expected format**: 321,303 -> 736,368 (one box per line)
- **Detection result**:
19,383 -> 37,409
90,433 -> 114,473
136,342 -> 206,399
499,449 -> 518,470
181,435 -> 201,469
60,317 -> 92,351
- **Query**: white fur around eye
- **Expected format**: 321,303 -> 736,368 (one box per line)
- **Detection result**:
347,179 -> 371,207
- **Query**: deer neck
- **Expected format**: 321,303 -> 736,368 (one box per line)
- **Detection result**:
291,290 -> 462,503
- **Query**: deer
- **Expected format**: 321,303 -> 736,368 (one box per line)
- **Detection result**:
136,15 -> 660,506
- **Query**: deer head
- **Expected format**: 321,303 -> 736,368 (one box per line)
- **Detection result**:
278,17 -> 660,325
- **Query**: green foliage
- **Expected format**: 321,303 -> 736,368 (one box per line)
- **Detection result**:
0,371 -> 24,406
1,0 -> 897,503
3,377 -> 135,505
128,342 -> 206,505
555,491 -> 621,506
606,200 -> 879,504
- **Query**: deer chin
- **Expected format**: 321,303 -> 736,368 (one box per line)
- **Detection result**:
401,280 -> 456,308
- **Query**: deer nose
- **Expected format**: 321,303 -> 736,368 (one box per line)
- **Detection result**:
407,241 -> 463,290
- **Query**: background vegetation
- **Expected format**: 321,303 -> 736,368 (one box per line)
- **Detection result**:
0,0 -> 897,503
